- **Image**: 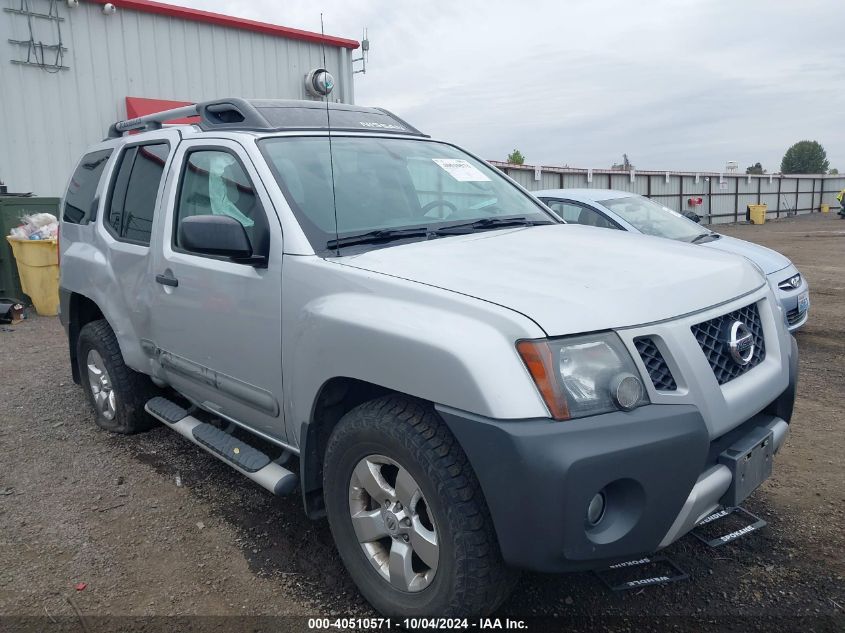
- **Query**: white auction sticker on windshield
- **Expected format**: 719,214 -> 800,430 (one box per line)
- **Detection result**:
432,158 -> 490,182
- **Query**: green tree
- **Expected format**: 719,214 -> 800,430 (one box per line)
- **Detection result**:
829,168 -> 839,175
745,162 -> 766,175
507,149 -> 525,165
780,141 -> 829,174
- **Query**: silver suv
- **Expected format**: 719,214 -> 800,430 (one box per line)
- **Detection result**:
59,99 -> 798,618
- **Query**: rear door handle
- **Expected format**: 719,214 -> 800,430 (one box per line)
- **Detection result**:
155,273 -> 178,287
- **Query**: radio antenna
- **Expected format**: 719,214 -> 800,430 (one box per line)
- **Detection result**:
320,13 -> 341,256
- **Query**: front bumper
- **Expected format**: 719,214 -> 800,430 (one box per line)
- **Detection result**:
437,336 -> 798,573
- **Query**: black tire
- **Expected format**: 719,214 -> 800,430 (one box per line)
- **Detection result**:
323,395 -> 517,618
76,319 -> 157,434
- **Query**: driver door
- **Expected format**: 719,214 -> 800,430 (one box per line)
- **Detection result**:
149,139 -> 287,442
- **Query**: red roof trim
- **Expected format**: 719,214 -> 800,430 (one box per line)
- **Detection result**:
87,0 -> 359,49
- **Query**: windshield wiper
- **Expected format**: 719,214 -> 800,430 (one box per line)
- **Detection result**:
690,232 -> 719,244
327,227 -> 431,250
327,217 -> 553,249
433,217 -> 551,235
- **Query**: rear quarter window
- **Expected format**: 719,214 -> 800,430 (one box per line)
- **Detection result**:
63,149 -> 113,224
105,143 -> 170,245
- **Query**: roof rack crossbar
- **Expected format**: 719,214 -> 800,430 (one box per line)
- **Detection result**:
108,104 -> 200,138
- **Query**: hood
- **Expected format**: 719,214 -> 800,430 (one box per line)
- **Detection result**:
701,234 -> 791,275
338,224 -> 765,335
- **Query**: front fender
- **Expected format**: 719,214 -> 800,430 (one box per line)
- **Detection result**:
282,256 -> 551,446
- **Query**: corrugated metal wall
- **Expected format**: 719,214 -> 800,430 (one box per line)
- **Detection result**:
491,162 -> 845,225
0,0 -> 355,195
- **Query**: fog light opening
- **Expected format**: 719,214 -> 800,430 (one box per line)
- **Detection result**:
612,373 -> 644,411
586,492 -> 606,526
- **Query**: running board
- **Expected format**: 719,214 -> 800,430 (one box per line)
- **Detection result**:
144,396 -> 298,496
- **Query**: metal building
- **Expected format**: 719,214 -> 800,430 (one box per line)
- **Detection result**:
0,0 -> 359,195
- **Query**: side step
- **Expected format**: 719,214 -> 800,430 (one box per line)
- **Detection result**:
145,396 -> 298,496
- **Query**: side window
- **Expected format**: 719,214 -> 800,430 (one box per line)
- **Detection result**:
546,200 -> 618,230
63,149 -> 113,224
174,150 -> 269,256
106,143 -> 169,245
545,200 -> 583,223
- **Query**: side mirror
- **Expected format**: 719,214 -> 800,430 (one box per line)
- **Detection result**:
179,215 -> 254,260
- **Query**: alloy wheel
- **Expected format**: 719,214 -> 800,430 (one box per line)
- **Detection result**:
86,349 -> 117,420
348,454 -> 439,592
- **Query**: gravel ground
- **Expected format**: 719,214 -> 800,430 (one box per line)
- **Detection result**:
1,213 -> 843,631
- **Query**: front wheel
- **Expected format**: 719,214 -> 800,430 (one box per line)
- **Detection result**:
323,395 -> 516,618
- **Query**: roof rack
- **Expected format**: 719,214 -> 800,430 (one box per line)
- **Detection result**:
108,104 -> 200,137
107,98 -> 427,139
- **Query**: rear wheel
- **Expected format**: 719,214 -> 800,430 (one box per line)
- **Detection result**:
76,319 -> 157,434
323,395 -> 516,617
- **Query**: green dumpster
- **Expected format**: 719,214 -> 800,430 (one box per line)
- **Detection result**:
0,196 -> 61,303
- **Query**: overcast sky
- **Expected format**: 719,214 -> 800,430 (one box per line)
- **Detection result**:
183,0 -> 843,172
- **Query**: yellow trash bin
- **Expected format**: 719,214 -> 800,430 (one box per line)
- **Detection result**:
821,203 -> 830,214
5,237 -> 59,316
747,204 -> 767,225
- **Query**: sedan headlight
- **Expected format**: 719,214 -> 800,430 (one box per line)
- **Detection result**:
517,332 -> 649,421
778,273 -> 801,291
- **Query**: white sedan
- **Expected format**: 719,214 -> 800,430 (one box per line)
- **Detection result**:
535,188 -> 810,331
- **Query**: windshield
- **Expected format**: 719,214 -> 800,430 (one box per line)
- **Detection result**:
599,196 -> 706,241
259,136 -> 553,252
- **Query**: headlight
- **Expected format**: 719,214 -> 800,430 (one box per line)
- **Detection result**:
517,332 -> 649,421
778,273 -> 801,291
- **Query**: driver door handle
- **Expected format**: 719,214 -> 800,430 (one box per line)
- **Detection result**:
155,273 -> 179,287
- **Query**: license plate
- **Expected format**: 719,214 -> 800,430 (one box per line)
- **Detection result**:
798,292 -> 809,314
718,427 -> 774,507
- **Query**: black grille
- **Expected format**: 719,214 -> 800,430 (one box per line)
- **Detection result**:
691,303 -> 765,385
786,308 -> 804,326
634,337 -> 677,391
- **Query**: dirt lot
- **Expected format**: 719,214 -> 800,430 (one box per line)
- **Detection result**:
1,213 -> 843,631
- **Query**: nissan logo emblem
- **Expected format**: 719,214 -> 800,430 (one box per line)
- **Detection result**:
726,321 -> 755,366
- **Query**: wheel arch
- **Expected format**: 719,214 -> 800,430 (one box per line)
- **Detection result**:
299,376 -> 396,519
65,291 -> 106,384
